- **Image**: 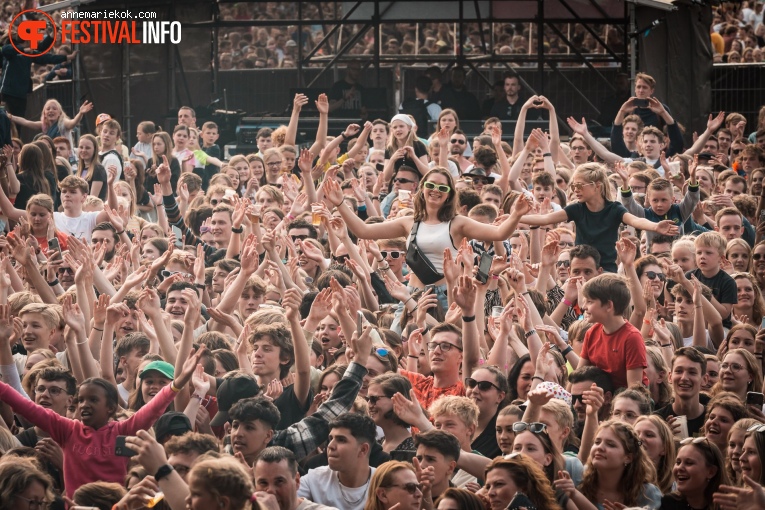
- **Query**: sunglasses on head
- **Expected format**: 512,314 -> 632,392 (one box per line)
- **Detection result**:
465,377 -> 501,392
645,271 -> 666,282
381,250 -> 404,259
748,424 -> 765,433
680,436 -> 711,446
512,422 -> 548,434
393,177 -> 415,184
423,181 -> 451,193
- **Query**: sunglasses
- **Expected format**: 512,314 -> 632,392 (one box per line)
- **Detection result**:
450,139 -> 466,145
386,483 -> 422,495
291,234 -> 309,241
393,177 -> 415,184
571,394 -> 583,406
512,422 -> 548,434
753,253 -> 765,261
57,267 -> 74,275
645,271 -> 666,282
732,148 -> 743,155
680,436 -> 711,446
748,424 -> 765,433
569,181 -> 595,191
365,394 -> 389,406
423,181 -> 451,193
332,254 -> 350,264
555,260 -> 570,268
465,378 -> 501,392
381,250 -> 404,259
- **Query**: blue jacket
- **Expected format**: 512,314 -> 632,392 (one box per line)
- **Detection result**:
620,184 -> 700,244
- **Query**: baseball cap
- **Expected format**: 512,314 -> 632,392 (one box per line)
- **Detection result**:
154,412 -> 192,442
139,360 -> 174,380
95,113 -> 112,127
210,374 -> 261,427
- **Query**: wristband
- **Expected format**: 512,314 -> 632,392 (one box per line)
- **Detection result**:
170,382 -> 182,393
286,214 -> 295,220
115,230 -> 125,236
231,226 -> 244,234
525,329 -> 537,338
532,376 -> 545,382
643,319 -> 652,325
661,343 -> 672,348
408,355 -> 419,359
521,291 -> 531,296
562,298 -> 573,307
529,226 -> 540,230
543,152 -> 552,158
154,464 -> 175,482
491,274 -> 499,280
195,284 -> 205,290
561,346 -> 573,357
462,315 -> 476,322
93,327 -> 104,332
191,393 -> 204,400
47,278 -> 60,287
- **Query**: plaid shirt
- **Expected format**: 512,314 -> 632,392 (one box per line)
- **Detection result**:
270,361 -> 366,460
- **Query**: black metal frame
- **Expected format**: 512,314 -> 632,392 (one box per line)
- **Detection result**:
186,0 -> 630,115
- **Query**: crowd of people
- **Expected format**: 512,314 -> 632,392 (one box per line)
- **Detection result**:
0,60 -> 765,510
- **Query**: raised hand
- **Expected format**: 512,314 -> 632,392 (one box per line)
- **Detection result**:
282,288 -> 302,322
654,219 -> 679,236
566,116 -> 588,136
315,93 -> 329,115
192,364 -> 210,397
293,93 -> 308,112
452,275 -> 476,313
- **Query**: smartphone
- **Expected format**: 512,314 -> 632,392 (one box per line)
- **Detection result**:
357,310 -> 365,337
747,392 -> 765,408
171,226 -> 183,248
761,316 -> 765,330
633,98 -> 649,108
476,252 -> 493,285
375,163 -> 385,172
115,436 -> 137,457
48,237 -> 61,260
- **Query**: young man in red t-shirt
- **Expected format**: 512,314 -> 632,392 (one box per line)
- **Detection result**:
578,273 -> 648,390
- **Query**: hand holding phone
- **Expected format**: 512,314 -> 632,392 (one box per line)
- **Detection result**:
115,435 -> 137,457
476,252 -> 493,285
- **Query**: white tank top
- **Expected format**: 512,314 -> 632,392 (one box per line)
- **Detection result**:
407,221 -> 457,273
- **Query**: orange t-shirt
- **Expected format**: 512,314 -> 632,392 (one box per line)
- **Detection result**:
401,370 -> 465,410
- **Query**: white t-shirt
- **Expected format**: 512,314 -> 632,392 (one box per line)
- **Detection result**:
297,466 -> 375,510
54,211 -> 101,243
99,150 -> 123,181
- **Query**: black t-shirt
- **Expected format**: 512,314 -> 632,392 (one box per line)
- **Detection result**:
329,79 -> 364,114
16,428 -> 64,492
87,163 -> 108,201
384,139 -> 428,171
471,409 -> 502,459
15,171 -> 58,212
654,393 -> 711,438
660,494 -> 706,510
685,268 -> 737,329
144,156 -> 181,201
273,383 -> 312,430
564,200 -> 628,273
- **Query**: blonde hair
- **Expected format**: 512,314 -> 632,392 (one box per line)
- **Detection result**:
428,395 -> 479,430
363,461 -> 417,510
633,415 -> 676,494
19,303 -> 59,330
573,162 -> 612,201
694,231 -> 728,256
188,457 -> 254,510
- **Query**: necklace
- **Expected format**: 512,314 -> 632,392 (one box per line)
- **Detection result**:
337,468 -> 371,505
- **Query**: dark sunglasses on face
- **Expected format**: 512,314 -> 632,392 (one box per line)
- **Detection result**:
333,254 -> 349,264
393,177 -> 415,184
381,250 -> 404,259
732,148 -> 743,155
512,422 -> 548,434
424,181 -> 451,193
58,267 -> 74,275
450,139 -> 466,145
555,260 -> 570,268
465,378 -> 501,392
386,482 -> 423,495
291,234 -> 309,241
753,253 -> 765,261
365,394 -> 389,406
645,271 -> 666,282
571,394 -> 584,406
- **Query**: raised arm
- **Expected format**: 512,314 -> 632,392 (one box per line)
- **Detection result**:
284,93 -> 308,147
513,96 -> 537,156
346,121 -> 372,161
453,276 -> 480,377
539,96 -> 561,162
317,124 -> 360,167
284,289 -> 311,407
309,94 -> 329,158
567,117 -> 624,165
684,112 -> 725,156
7,111 -> 42,130
63,101 -> 93,131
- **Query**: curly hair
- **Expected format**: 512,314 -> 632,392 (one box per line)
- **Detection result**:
579,420 -> 657,507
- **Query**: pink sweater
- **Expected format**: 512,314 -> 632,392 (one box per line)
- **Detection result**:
0,381 -> 175,498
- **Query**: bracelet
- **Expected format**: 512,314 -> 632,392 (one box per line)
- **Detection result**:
47,278 -> 60,286
371,196 -> 380,201
93,327 -> 103,332
529,226 -> 540,230
521,291 -> 530,296
561,346 -> 573,357
76,339 -> 88,345
562,298 -> 573,307
491,274 -> 499,280
191,393 -> 204,400
532,376 -> 545,382
643,319 -> 652,325
462,315 -> 476,322
377,258 -> 384,263
525,329 -> 537,338
231,226 -> 244,234
543,152 -> 552,158
286,214 -> 295,220
115,230 -> 125,236
408,355 -> 419,359
661,343 -> 672,348
170,383 -> 182,393
406,296 -> 416,305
